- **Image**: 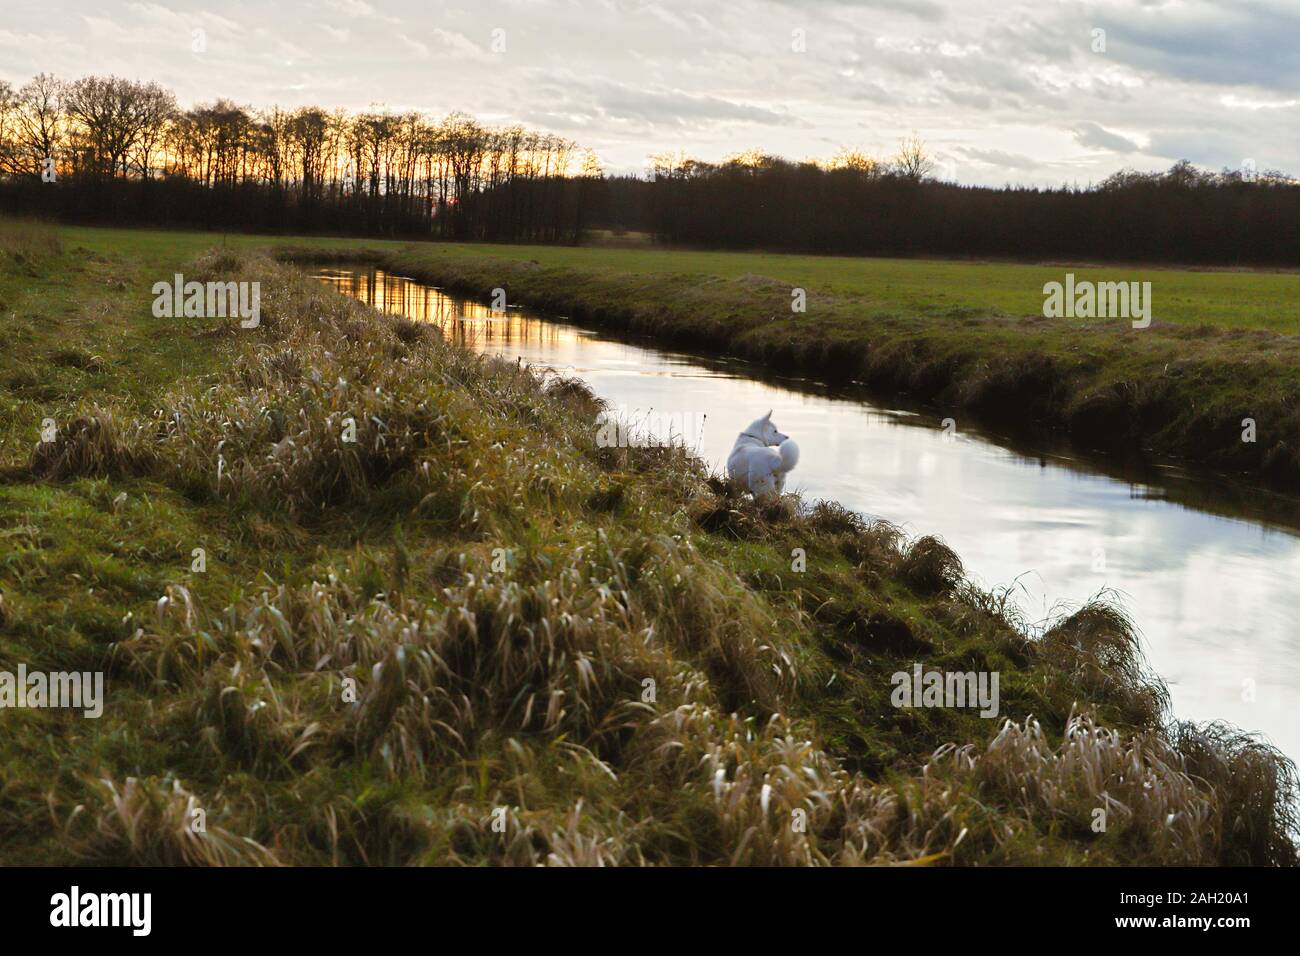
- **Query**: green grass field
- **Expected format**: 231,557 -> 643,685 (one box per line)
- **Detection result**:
398,243 -> 1300,334
0,218 -> 1296,865
48,222 -> 1300,332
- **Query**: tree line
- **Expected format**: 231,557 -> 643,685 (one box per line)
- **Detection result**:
612,144 -> 1298,265
2,72 -> 1295,265
0,73 -> 596,241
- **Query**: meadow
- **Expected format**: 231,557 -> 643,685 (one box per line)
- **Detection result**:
0,217 -> 1295,865
37,223 -> 1300,330
386,242 -> 1300,334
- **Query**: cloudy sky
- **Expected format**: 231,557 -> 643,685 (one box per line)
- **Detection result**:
4,0 -> 1297,185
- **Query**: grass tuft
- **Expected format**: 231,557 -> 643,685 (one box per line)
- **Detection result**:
899,535 -> 964,595
28,405 -> 155,480
66,776 -> 280,866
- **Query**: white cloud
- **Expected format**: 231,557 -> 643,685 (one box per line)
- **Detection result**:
431,28 -> 486,60
398,34 -> 429,58
325,0 -> 376,17
1073,122 -> 1142,154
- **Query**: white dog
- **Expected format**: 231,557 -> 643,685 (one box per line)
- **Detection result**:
726,410 -> 799,502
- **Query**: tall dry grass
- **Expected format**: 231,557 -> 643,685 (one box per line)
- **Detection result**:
66,776 -> 279,866
40,249 -> 1296,866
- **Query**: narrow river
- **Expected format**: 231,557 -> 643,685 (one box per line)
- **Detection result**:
314,265 -> 1300,771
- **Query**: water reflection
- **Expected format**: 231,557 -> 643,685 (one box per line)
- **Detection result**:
320,267 -> 572,352
316,266 -> 1300,773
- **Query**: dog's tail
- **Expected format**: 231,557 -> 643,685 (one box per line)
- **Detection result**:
777,438 -> 799,474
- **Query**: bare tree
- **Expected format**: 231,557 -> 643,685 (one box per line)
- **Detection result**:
9,73 -> 64,176
0,81 -> 16,174
61,77 -> 176,179
130,82 -> 177,179
892,134 -> 934,181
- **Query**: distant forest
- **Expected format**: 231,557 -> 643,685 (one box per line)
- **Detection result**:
0,73 -> 595,242
2,73 -> 1297,265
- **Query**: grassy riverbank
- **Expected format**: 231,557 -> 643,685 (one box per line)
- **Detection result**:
0,219 -> 1295,865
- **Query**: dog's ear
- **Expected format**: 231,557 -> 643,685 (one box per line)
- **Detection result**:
764,409 -> 772,420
